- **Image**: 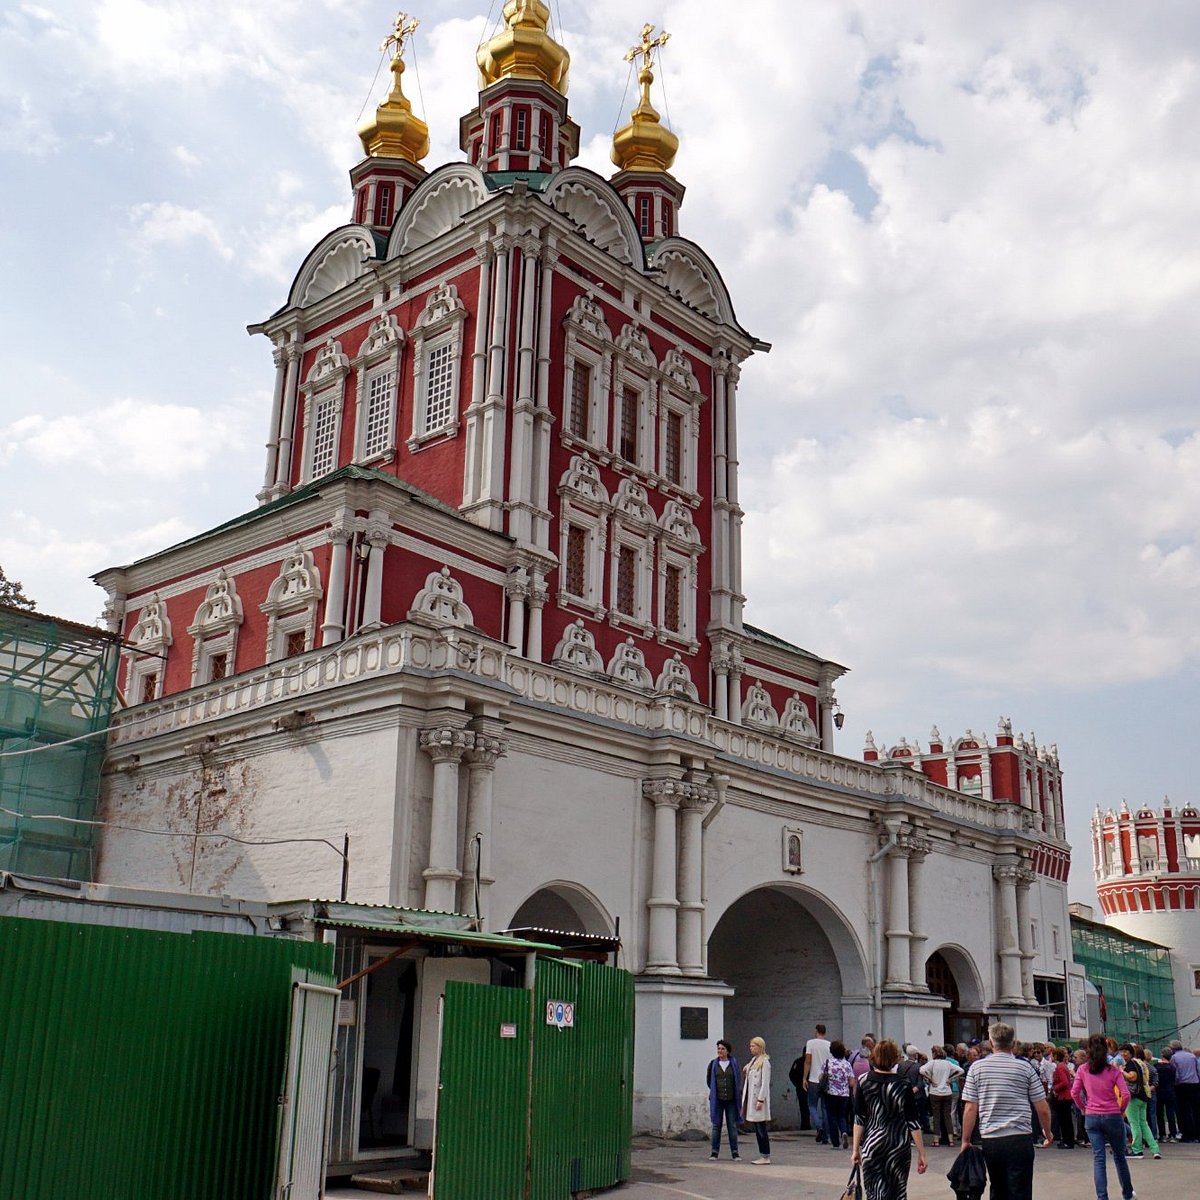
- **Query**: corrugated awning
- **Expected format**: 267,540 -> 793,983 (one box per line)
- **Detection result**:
314,919 -> 558,953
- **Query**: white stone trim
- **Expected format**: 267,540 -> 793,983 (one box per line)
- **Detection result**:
299,340 -> 349,482
407,567 -> 475,628
409,284 -> 466,450
551,619 -> 604,675
352,312 -> 404,462
260,545 -> 323,663
187,569 -> 244,686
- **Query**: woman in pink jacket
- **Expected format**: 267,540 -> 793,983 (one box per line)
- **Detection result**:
1071,1034 -> 1134,1200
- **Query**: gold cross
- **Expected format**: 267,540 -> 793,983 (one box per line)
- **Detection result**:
625,23 -> 670,70
381,12 -> 420,59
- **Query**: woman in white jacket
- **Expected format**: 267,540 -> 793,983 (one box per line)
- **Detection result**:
742,1036 -> 773,1164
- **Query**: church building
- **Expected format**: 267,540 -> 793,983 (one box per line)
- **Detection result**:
93,4 -> 1073,1137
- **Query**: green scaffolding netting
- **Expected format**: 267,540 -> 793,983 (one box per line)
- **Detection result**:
1070,915 -> 1180,1050
0,605 -> 119,880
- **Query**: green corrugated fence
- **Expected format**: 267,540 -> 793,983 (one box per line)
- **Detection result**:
0,915 -> 333,1200
433,959 -> 633,1200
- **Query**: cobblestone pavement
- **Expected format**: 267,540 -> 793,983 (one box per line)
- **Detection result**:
620,1130 -> 1199,1200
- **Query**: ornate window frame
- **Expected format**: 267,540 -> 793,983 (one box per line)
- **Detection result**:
656,346 -> 704,497
556,454 -> 609,616
187,569 -> 244,687
657,500 -> 701,647
561,294 -> 612,449
299,340 -> 350,482
409,284 -> 466,450
608,478 -> 655,631
260,545 -> 323,663
125,593 -> 172,705
353,312 -> 404,463
612,322 -> 657,472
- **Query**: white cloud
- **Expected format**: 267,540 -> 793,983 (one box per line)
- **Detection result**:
172,144 -> 200,169
1,397 -> 255,478
129,201 -> 233,260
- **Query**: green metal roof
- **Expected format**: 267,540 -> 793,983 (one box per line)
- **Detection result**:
106,464 -> 504,573
314,919 -> 558,953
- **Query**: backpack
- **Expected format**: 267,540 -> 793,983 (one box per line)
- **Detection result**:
1129,1060 -> 1149,1100
789,1057 -> 806,1089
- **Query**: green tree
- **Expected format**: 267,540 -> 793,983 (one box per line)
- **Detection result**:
0,565 -> 35,610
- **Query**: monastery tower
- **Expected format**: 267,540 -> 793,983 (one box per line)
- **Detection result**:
1093,802 -> 1200,1035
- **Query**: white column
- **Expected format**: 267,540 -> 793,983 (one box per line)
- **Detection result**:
819,686 -> 836,751
884,844 -> 912,989
420,727 -> 473,914
320,522 -> 352,645
994,862 -> 1024,1004
726,362 -> 744,625
712,651 -> 730,721
643,781 -> 681,974
531,246 -> 557,551
507,239 -> 539,543
677,786 -> 708,977
259,341 -> 287,501
907,839 -> 930,991
526,575 -> 547,662
980,751 -> 993,801
272,341 -> 302,496
462,244 -> 492,508
478,238 -> 511,529
359,513 -> 389,631
459,728 -> 505,928
1015,867 -> 1036,1003
505,566 -> 529,653
728,655 -> 743,726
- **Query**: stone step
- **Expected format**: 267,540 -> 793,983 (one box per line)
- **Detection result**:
348,1167 -> 431,1194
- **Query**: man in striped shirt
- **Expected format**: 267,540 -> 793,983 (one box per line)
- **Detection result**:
960,1023 -> 1053,1200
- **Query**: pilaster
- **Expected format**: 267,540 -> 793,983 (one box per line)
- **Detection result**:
420,724 -> 473,913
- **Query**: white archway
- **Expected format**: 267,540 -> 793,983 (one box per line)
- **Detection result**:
505,879 -> 615,936
708,882 -> 870,1127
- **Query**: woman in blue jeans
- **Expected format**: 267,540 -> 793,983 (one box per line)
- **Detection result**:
1071,1034 -> 1135,1200
706,1040 -> 741,1160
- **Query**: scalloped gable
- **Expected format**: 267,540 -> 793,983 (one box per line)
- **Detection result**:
648,238 -> 737,325
389,165 -> 489,257
289,227 -> 376,309
542,168 -> 644,267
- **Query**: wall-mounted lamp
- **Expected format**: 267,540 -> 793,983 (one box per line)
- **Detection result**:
833,703 -> 845,730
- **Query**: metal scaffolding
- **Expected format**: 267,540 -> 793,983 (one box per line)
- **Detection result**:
0,604 -> 119,880
1070,912 -> 1179,1050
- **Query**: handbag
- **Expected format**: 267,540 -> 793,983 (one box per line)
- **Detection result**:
838,1163 -> 862,1200
818,1060 -> 830,1098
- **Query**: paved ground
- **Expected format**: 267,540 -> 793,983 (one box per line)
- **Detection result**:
620,1130 -> 1199,1199
327,1128 -> 1199,1197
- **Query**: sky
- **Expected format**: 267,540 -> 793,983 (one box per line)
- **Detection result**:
2,1 -> 1198,905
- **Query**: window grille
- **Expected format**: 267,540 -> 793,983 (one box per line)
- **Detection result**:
565,526 -> 586,596
664,564 -> 682,631
569,363 -> 591,439
616,545 -> 637,615
311,394 -> 339,478
490,112 -> 502,154
363,369 -> 394,457
208,652 -> 228,682
285,629 -> 307,658
620,388 -> 638,461
142,672 -> 158,702
374,183 -> 394,226
539,112 -> 550,154
638,196 -> 652,237
664,411 -> 683,484
662,204 -> 673,238
514,108 -> 528,151
423,341 -> 455,435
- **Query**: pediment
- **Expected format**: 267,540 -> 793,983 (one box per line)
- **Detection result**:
391,166 -> 488,256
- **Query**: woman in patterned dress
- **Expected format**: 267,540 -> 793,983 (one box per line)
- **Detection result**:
852,1038 -> 927,1200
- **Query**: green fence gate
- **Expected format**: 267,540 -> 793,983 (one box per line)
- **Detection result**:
433,960 -> 633,1200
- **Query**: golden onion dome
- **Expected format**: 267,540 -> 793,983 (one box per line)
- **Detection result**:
358,16 -> 430,162
611,27 -> 677,174
476,0 -> 570,95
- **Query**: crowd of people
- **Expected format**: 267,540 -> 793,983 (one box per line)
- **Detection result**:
705,1023 -> 1200,1200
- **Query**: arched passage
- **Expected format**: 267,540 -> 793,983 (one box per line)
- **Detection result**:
925,945 -> 987,1044
506,880 -> 614,935
708,884 -> 869,1127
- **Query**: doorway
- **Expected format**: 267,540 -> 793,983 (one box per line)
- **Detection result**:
358,950 -> 417,1151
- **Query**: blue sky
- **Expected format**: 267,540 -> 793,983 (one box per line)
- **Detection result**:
2,1 -> 1198,905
